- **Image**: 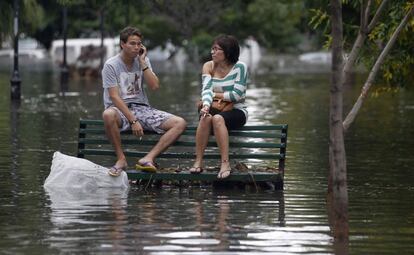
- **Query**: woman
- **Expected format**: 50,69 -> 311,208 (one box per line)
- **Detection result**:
190,35 -> 248,179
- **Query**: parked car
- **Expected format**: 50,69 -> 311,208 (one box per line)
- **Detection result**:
50,37 -> 119,66
0,37 -> 47,61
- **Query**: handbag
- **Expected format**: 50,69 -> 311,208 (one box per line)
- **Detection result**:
197,67 -> 234,114
197,98 -> 234,115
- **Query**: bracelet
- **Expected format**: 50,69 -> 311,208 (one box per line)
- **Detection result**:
130,119 -> 138,125
142,66 -> 149,72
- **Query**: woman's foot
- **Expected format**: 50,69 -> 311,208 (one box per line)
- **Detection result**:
217,159 -> 232,179
189,166 -> 204,174
189,161 -> 204,174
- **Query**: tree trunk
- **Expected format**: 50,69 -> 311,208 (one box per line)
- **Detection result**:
343,6 -> 414,131
328,0 -> 349,242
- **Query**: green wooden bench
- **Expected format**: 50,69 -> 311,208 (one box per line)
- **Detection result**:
77,119 -> 288,189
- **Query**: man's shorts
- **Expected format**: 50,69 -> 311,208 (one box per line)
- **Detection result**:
111,103 -> 173,134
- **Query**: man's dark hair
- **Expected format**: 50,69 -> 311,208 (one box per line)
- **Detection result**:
213,35 -> 240,64
119,26 -> 142,49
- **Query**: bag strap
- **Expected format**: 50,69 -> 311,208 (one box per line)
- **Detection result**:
210,62 -> 217,100
210,61 -> 215,77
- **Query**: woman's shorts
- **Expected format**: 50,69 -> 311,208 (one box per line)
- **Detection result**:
110,103 -> 173,134
216,109 -> 246,130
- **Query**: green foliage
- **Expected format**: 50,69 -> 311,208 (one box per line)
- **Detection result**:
1,0 -> 319,61
0,0 -> 44,48
57,0 -> 85,6
246,0 -> 304,51
138,16 -> 180,49
21,0 -> 45,34
362,1 -> 414,87
309,8 -> 329,31
188,32 -> 215,63
311,0 -> 414,87
0,1 -> 13,47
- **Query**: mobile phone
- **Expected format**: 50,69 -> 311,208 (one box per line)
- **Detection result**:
139,48 -> 144,55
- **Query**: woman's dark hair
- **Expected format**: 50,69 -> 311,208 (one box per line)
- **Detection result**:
213,35 -> 240,64
119,26 -> 142,49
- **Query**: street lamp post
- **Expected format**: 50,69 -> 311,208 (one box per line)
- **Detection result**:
61,6 -> 69,87
100,8 -> 105,70
10,0 -> 21,100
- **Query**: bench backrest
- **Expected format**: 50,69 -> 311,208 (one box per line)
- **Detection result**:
77,119 -> 288,173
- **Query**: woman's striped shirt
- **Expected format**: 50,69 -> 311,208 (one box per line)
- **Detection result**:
201,61 -> 248,119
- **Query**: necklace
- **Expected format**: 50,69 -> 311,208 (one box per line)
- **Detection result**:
213,62 -> 233,78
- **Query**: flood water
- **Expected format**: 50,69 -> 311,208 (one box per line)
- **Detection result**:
0,60 -> 413,254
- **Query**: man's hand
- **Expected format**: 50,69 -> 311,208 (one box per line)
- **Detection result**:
131,121 -> 144,139
138,44 -> 147,61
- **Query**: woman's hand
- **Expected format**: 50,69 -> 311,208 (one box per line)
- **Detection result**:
213,92 -> 224,100
200,105 -> 210,118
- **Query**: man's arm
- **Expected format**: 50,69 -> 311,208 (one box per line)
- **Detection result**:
108,87 -> 135,122
138,46 -> 159,90
108,87 -> 143,137
142,64 -> 159,90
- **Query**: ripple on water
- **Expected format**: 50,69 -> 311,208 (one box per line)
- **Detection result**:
1,71 -> 414,254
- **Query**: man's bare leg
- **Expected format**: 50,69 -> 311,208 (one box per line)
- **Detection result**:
103,108 -> 128,169
138,116 -> 187,164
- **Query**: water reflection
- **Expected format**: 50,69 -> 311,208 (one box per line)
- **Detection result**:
138,189 -> 288,253
9,100 -> 21,209
0,66 -> 414,254
44,186 -> 129,253
43,187 -> 236,253
247,86 -> 283,124
45,187 -> 128,224
42,187 -> 293,253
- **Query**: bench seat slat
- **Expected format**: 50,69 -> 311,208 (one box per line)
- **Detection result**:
126,170 -> 282,182
79,129 -> 285,139
79,149 -> 284,159
80,119 -> 287,130
79,138 -> 286,149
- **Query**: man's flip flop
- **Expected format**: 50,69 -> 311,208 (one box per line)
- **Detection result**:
108,165 -> 126,177
136,161 -> 157,173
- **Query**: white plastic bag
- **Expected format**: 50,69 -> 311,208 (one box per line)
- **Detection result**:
44,151 -> 129,190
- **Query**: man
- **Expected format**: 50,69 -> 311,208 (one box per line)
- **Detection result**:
102,26 -> 186,177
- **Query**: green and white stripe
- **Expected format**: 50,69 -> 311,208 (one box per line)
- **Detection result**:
201,61 -> 248,119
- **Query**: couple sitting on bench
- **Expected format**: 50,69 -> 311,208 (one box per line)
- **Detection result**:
103,27 -> 248,179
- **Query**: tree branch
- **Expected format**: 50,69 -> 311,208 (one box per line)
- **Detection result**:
343,0 -> 388,77
343,6 -> 414,131
363,0 -> 372,32
367,0 -> 389,31
360,0 -> 371,30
